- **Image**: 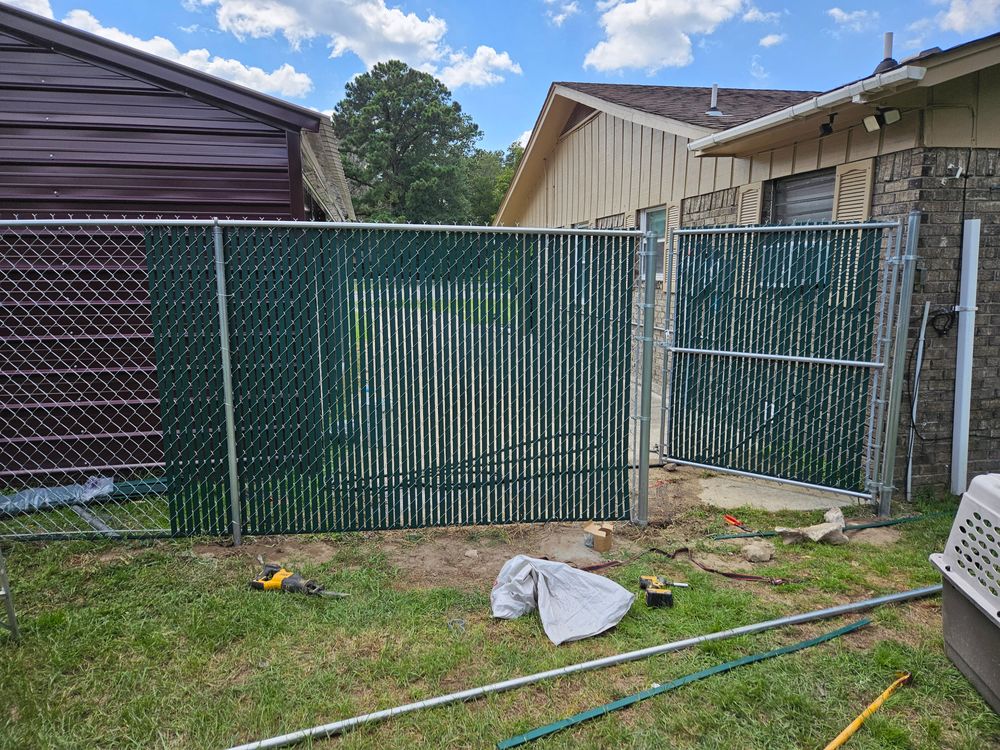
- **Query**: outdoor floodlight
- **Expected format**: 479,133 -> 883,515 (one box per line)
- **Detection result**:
863,107 -> 902,133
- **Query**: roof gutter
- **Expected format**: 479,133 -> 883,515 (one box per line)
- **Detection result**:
687,65 -> 927,153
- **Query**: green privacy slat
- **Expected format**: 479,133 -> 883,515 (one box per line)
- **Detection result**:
145,227 -> 634,535
668,225 -> 887,493
146,227 -> 229,535
496,617 -> 871,749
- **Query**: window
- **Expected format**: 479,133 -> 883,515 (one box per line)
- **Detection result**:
768,168 -> 836,224
639,207 -> 666,280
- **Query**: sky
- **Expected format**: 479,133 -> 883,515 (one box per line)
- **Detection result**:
7,0 -> 1000,151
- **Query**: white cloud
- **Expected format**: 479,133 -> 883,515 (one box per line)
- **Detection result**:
826,7 -> 880,33
742,5 -> 781,22
545,1 -> 580,26
193,0 -> 520,88
759,32 -> 786,46
437,46 -> 522,88
62,10 -> 313,97
517,129 -> 532,147
4,0 -> 53,17
750,54 -> 768,79
937,0 -> 1000,33
584,0 -> 743,72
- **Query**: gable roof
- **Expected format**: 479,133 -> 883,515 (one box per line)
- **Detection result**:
0,2 -> 320,132
495,80 -> 821,225
301,118 -> 356,221
556,82 -> 819,131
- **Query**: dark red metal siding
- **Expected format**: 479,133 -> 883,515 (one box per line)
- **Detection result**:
0,36 -> 295,219
0,33 -> 298,486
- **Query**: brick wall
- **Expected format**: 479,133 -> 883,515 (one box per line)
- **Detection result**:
872,147 -> 1000,490
681,187 -> 740,227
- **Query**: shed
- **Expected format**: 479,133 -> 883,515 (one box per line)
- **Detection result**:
0,4 -> 354,491
0,2 -> 353,220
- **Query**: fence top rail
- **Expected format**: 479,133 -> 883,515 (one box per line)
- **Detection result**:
672,221 -> 900,235
0,218 -> 645,238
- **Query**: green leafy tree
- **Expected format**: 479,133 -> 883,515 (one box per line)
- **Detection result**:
493,141 -> 525,214
332,60 -> 482,223
464,148 -> 504,225
463,141 -> 525,225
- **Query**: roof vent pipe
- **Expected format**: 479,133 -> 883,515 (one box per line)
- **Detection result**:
706,83 -> 722,116
873,32 -> 898,74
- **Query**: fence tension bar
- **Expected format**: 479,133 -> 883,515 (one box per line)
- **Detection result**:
635,231 -> 657,526
878,210 -> 920,517
212,219 -> 243,546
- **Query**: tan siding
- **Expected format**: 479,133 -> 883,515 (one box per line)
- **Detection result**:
649,129 -> 663,208
732,156 -> 751,185
750,152 -> 771,182
819,130 -> 849,168
794,140 -> 819,173
771,145 -> 794,178
506,66 -> 1000,226
849,124 -> 880,160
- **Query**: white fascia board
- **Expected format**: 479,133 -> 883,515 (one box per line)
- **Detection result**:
555,85 -> 714,141
687,65 -> 927,153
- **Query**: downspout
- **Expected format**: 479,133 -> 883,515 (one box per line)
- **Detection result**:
951,219 -> 980,495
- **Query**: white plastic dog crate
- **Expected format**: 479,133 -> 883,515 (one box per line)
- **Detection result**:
930,473 -> 1000,713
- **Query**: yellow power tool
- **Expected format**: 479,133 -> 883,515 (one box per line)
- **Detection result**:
250,562 -> 348,599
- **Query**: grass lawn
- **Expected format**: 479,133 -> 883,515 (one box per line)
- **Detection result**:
1,473 -> 998,749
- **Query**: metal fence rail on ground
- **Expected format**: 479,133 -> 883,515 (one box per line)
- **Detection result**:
0,220 -> 642,540
659,217 -> 918,511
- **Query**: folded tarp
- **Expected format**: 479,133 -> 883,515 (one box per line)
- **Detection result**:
491,555 -> 635,645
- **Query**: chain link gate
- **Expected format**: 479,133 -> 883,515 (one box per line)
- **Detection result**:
657,215 -> 918,513
0,220 -> 643,540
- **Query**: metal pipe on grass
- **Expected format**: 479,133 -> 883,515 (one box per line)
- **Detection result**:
227,585 -> 942,750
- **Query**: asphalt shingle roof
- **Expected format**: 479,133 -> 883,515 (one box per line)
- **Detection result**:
556,82 -> 820,130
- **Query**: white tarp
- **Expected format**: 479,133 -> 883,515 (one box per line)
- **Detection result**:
490,555 -> 635,645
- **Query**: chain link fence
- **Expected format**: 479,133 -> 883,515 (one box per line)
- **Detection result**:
1,220 -> 643,540
657,218 -> 918,511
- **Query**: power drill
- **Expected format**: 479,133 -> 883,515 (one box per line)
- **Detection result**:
250,562 -> 348,598
639,575 -> 687,608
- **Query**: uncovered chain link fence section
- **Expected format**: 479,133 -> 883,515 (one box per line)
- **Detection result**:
1,221 -> 640,539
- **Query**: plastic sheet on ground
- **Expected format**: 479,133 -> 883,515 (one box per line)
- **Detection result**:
490,555 -> 635,645
0,477 -> 114,517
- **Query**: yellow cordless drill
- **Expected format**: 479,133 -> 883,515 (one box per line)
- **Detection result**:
250,562 -> 348,598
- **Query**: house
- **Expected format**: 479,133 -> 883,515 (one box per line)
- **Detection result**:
497,32 -> 1000,491
0,2 -> 354,220
0,4 -> 353,491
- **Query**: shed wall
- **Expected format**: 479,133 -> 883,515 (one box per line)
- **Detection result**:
0,29 -> 295,219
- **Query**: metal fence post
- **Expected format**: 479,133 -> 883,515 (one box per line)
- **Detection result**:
212,220 -> 243,545
878,210 -> 920,516
635,232 -> 657,526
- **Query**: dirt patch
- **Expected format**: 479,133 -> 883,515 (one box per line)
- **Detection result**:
382,522 -> 639,590
846,526 -> 902,546
191,538 -> 337,566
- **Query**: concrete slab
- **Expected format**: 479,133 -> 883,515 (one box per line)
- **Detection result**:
697,474 -> 859,512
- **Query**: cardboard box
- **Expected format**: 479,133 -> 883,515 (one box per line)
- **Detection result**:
583,522 -> 614,553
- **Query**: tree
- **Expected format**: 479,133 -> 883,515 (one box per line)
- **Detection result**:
492,142 -> 524,214
464,148 -> 504,225
463,141 -> 525,225
332,60 -> 482,223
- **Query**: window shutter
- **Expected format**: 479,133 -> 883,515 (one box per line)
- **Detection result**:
666,204 -> 680,230
737,182 -> 762,225
832,159 -> 874,221
664,204 -> 680,287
